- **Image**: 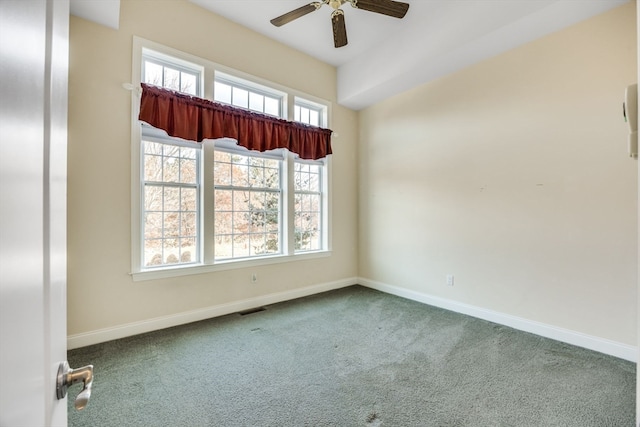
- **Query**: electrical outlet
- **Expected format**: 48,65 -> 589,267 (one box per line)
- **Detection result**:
251,273 -> 258,283
446,274 -> 454,286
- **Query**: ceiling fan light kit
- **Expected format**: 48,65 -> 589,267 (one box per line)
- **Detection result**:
270,0 -> 410,48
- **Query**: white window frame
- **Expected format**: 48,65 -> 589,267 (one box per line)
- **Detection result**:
130,37 -> 332,281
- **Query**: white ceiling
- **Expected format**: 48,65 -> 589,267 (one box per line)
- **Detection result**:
70,0 -> 629,110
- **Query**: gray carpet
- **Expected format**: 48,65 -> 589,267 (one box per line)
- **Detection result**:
68,285 -> 635,426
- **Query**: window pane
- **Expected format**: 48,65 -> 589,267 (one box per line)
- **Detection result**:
144,212 -> 163,239
233,235 -> 250,258
214,150 -> 232,163
233,212 -> 249,233
214,189 -> 232,212
144,155 -> 162,182
181,147 -> 197,159
265,233 -> 279,254
309,194 -> 321,211
250,234 -> 265,256
264,97 -> 279,116
214,160 -> 231,186
310,165 -> 321,190
214,81 -> 232,104
249,156 -> 264,168
144,186 -> 163,211
232,191 -> 249,212
144,140 -> 163,155
250,211 -> 265,233
264,191 -> 279,211
144,61 -> 163,86
214,212 -> 232,235
249,191 -> 266,211
249,92 -> 264,113
294,105 -> 300,122
163,67 -> 180,91
163,156 -> 179,182
248,165 -> 264,187
264,158 -> 279,169
295,230 -> 307,251
182,187 -> 197,211
182,212 -> 197,237
308,230 -> 321,251
164,238 -> 180,263
164,212 -> 180,238
144,239 -> 163,266
164,187 -> 180,211
264,166 -> 279,189
215,235 -> 233,259
232,87 -> 248,108
295,170 -> 306,191
231,163 -> 249,187
300,107 -> 310,124
309,110 -> 319,126
179,239 -> 195,263
164,144 -> 180,158
180,72 -> 196,95
180,158 -> 197,184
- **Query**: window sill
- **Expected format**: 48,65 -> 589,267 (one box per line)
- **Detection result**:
131,250 -> 331,282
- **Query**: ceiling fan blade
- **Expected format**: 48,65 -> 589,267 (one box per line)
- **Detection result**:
354,0 -> 409,19
331,10 -> 348,48
270,3 -> 320,27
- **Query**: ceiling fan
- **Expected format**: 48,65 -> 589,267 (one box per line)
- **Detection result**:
270,0 -> 410,48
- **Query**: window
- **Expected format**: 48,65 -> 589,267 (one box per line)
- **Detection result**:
132,39 -> 331,279
214,73 -> 283,117
142,140 -> 199,267
140,50 -> 203,268
294,98 -> 326,126
142,52 -> 201,96
294,161 -> 323,252
214,150 -> 282,260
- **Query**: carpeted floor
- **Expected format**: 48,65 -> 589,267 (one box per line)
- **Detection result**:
68,285 -> 635,426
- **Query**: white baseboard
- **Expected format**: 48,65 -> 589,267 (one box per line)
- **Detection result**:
67,277 -> 358,349
69,276 -> 637,363
359,277 -> 638,363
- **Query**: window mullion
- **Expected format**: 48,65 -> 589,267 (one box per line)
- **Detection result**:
202,141 -> 215,264
284,153 -> 295,255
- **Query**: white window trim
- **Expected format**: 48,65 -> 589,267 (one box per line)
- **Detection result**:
129,36 -> 332,282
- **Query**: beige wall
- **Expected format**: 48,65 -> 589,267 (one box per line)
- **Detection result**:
67,0 -> 358,337
359,3 -> 638,346
69,0 -> 637,353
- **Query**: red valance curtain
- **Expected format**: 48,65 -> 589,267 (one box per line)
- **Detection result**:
138,83 -> 333,160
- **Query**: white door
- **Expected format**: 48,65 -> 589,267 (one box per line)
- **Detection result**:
0,0 -> 70,425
